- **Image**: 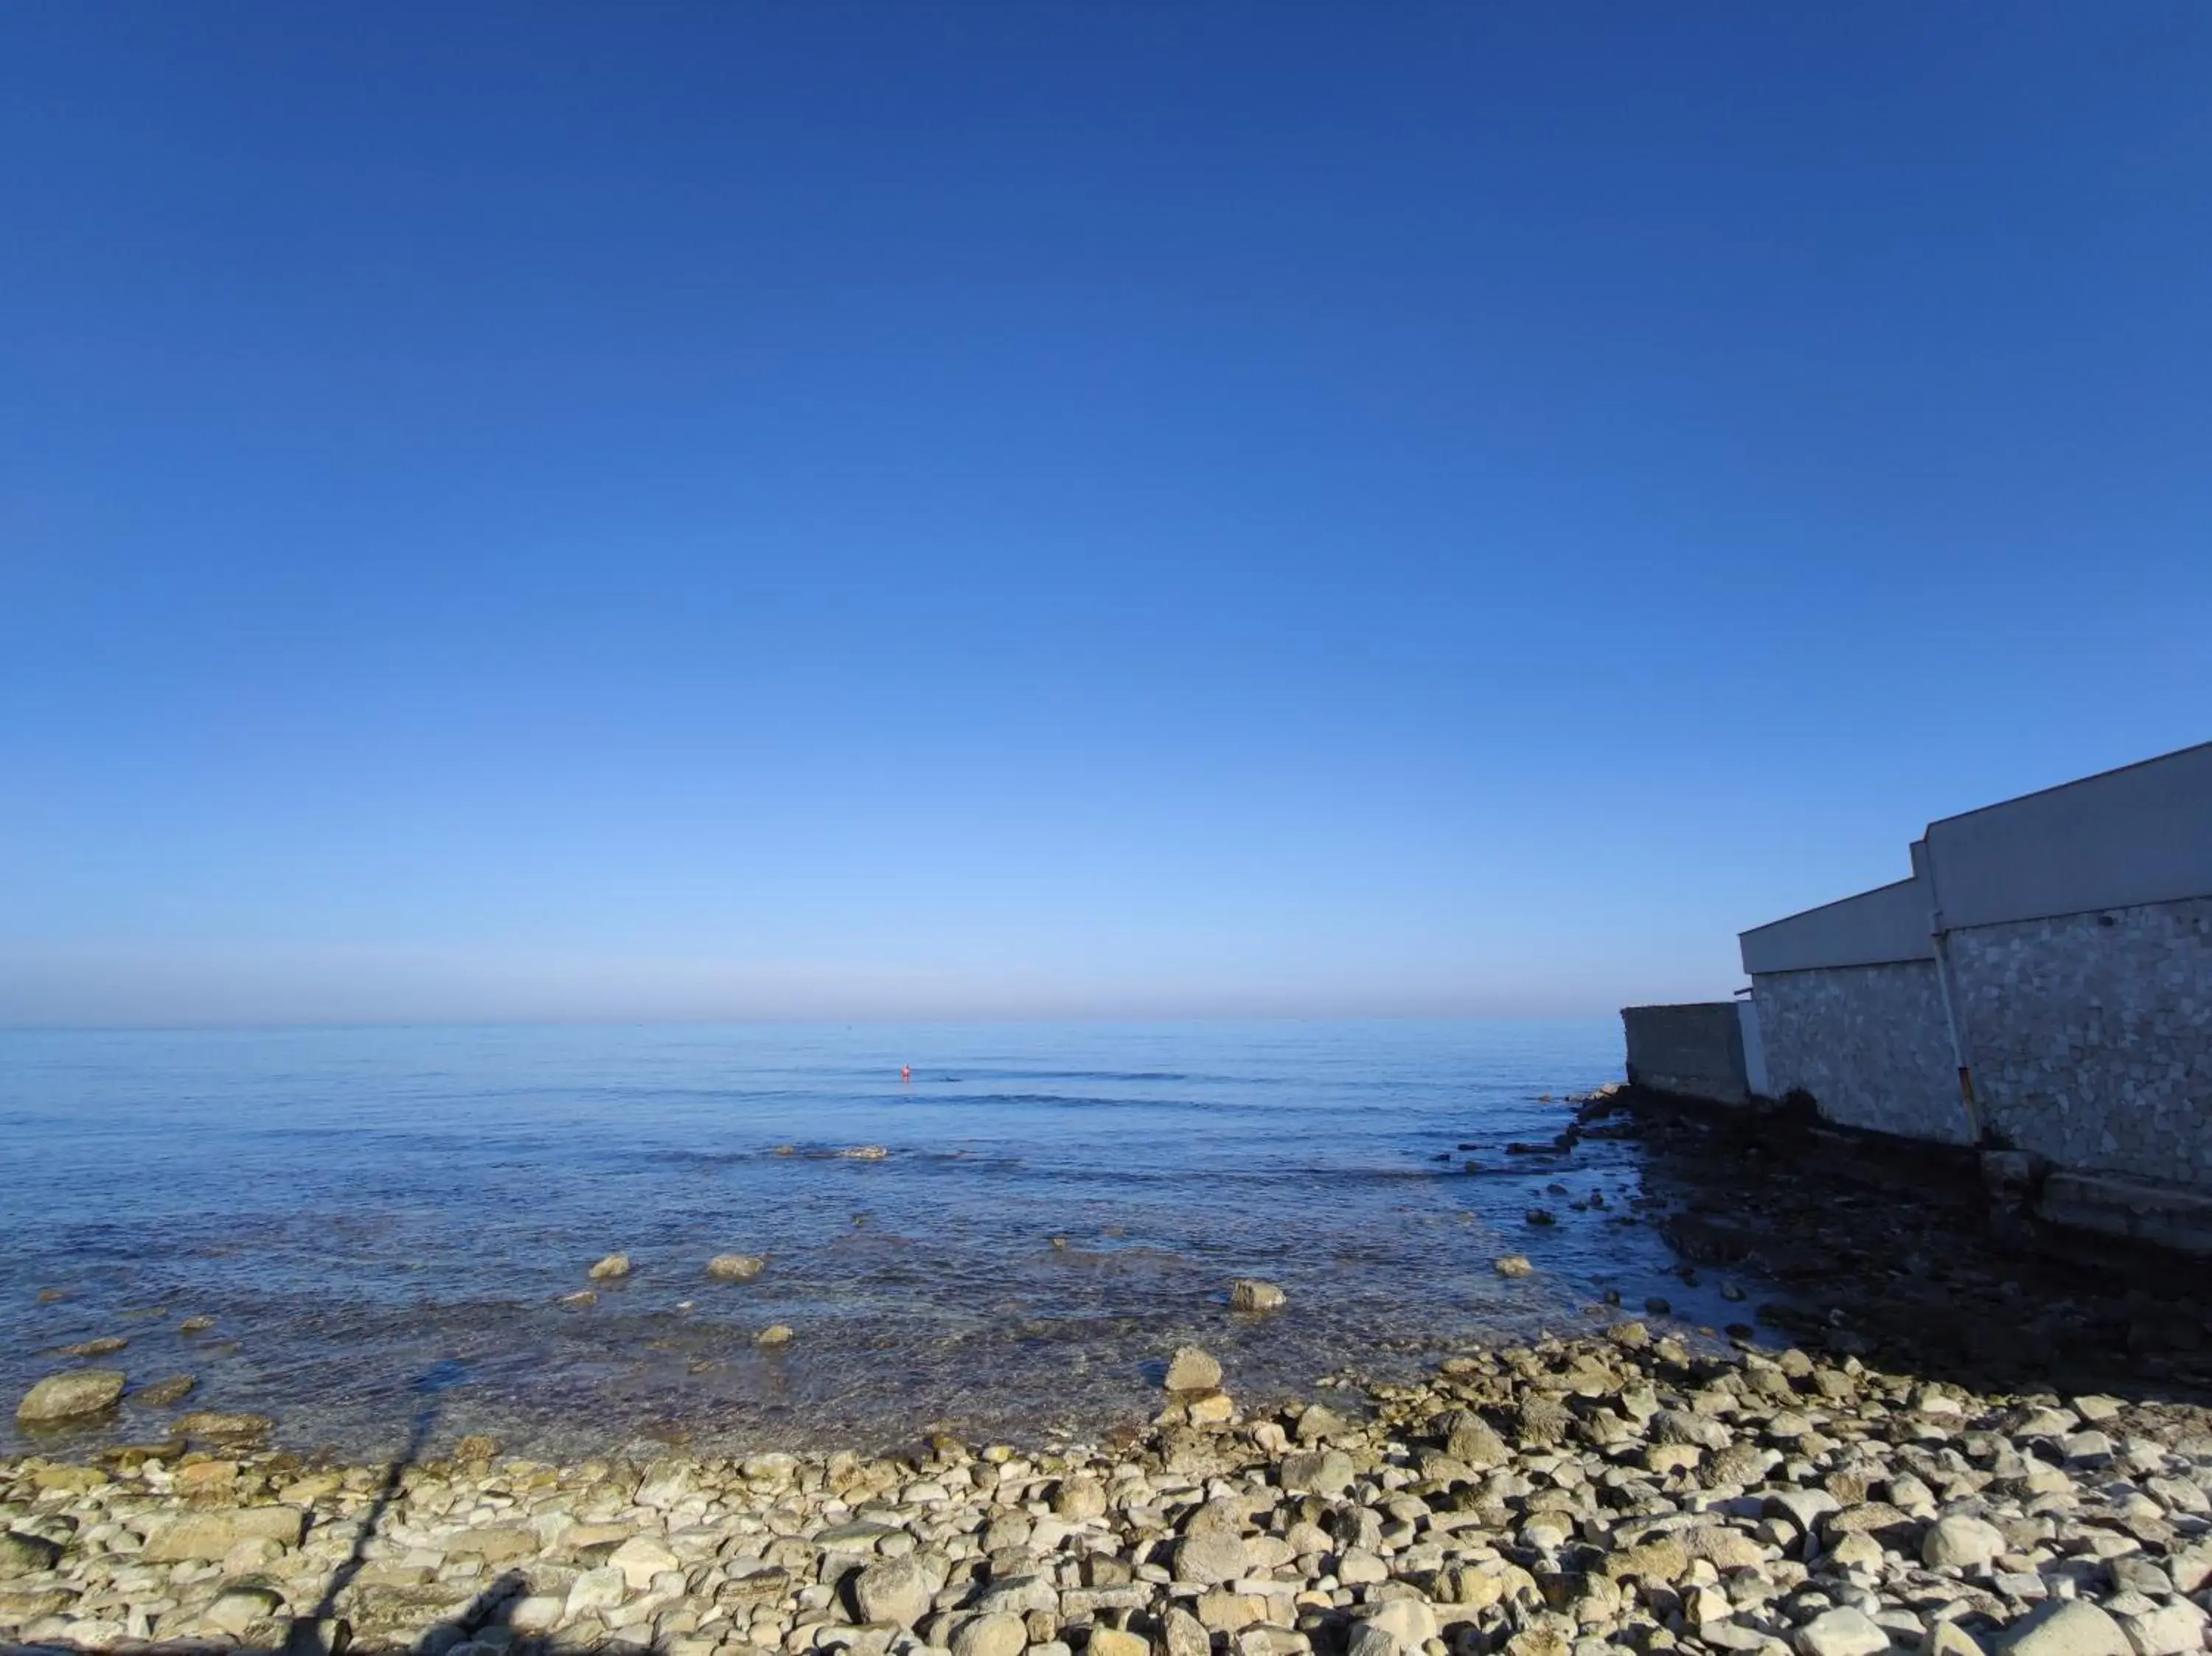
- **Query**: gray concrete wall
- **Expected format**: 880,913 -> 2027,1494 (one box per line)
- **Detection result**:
1925,741 -> 2212,930
1950,895 -> 2212,1186
1740,875 -> 1933,975
1621,1001 -> 1750,1104
1750,961 -> 1971,1143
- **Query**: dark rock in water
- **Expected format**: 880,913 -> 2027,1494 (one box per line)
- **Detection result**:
1231,1278 -> 1286,1312
1524,1208 -> 1556,1226
1645,1296 -> 1672,1315
134,1374 -> 197,1407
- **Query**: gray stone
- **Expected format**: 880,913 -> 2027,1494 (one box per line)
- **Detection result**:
1164,1607 -> 1211,1656
952,1612 -> 1029,1656
853,1555 -> 934,1626
1923,1514 -> 2007,1572
1172,1528 -> 1247,1586
1996,1604 -> 2130,1656
206,1584 -> 286,1637
1795,1608 -> 1892,1656
1354,1599 -> 1440,1650
566,1565 -> 628,1617
2114,1601 -> 2206,1656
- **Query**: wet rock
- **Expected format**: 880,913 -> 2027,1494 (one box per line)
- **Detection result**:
176,1409 -> 274,1441
1231,1278 -> 1286,1312
839,1144 -> 890,1160
133,1373 -> 197,1406
706,1253 -> 767,1281
559,1289 -> 599,1307
178,1314 -> 215,1332
1164,1346 -> 1222,1392
757,1323 -> 795,1346
588,1252 -> 632,1280
15,1368 -> 126,1423
60,1336 -> 128,1357
1495,1254 -> 1536,1276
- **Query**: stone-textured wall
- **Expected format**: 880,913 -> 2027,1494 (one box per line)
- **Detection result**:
1621,1001 -> 1748,1104
1750,961 -> 1971,1144
1951,896 -> 2212,1187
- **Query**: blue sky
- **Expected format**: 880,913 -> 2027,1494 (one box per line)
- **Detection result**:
4,4 -> 2208,1025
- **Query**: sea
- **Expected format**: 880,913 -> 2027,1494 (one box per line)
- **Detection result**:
0,1020 -> 1746,1461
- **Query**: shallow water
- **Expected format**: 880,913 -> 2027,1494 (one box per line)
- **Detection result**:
0,1021 -> 1745,1459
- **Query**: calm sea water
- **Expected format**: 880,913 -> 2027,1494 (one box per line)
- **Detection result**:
0,1021 -> 1733,1460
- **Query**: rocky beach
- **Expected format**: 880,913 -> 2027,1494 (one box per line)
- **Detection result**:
6,1321 -> 2211,1656
8,1089 -> 2212,1656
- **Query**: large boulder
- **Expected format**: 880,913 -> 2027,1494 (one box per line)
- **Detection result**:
16,1369 -> 126,1424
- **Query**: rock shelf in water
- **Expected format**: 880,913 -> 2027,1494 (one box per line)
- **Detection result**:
4,1330 -> 2211,1656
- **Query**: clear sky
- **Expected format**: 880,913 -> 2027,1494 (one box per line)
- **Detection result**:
4,4 -> 2208,1026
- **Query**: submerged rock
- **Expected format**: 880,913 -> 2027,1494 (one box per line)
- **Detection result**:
132,1374 -> 196,1407
706,1253 -> 767,1281
1229,1278 -> 1285,1311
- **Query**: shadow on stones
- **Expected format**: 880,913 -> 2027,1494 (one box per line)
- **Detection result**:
1588,1088 -> 2212,1407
